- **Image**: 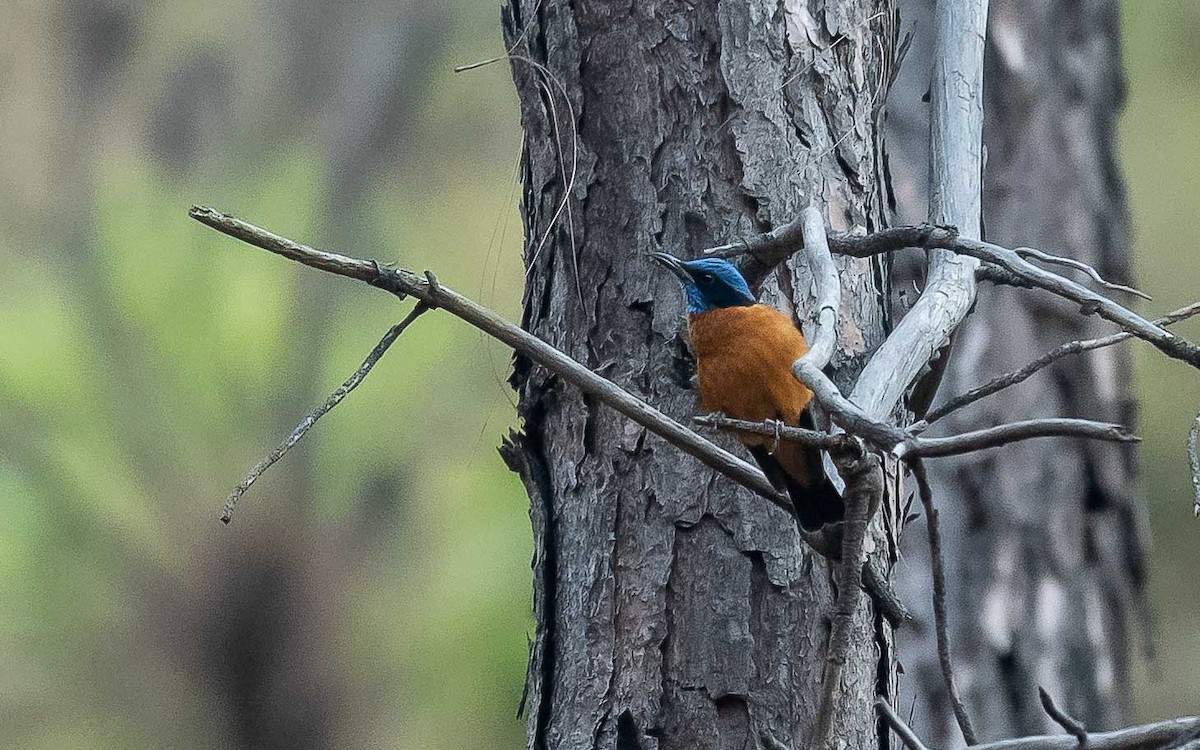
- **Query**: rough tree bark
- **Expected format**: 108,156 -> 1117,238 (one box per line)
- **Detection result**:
501,1 -> 902,748
887,0 -> 1148,743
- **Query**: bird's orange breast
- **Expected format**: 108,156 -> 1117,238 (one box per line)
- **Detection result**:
687,304 -> 813,434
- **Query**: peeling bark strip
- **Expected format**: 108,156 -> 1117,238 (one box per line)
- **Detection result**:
502,1 -> 899,748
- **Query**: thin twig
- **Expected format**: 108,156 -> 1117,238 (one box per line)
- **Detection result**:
453,0 -> 544,73
220,303 -> 430,523
910,457 -> 978,745
453,56 -> 504,73
925,302 -> 1200,424
1016,245 -> 1151,301
875,699 -> 931,750
1038,686 -> 1088,746
508,55 -> 580,301
1190,414 -> 1200,519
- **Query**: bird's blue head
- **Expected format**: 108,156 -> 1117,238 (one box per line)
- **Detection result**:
650,253 -> 756,314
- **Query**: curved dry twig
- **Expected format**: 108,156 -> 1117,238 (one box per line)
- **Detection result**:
1016,245 -> 1151,301
508,55 -> 582,307
910,458 -> 978,745
1190,414 -> 1200,519
220,302 -> 431,523
798,205 -> 840,369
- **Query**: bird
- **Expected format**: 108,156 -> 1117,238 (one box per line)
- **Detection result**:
650,251 -> 843,531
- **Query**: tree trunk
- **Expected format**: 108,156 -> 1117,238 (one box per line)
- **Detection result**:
887,0 -> 1148,743
501,2 -> 900,748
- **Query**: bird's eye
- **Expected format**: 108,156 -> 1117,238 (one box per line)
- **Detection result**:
698,273 -> 714,282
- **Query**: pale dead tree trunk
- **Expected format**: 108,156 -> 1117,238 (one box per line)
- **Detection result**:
887,0 -> 1148,743
499,1 -> 902,748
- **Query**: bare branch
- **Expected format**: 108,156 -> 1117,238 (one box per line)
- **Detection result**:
839,0 -> 989,422
221,303 -> 430,523
894,419 -> 1139,459
911,458 -> 978,745
192,206 -> 928,626
1038,686 -> 1088,746
875,699 -> 932,750
977,261 -> 1034,288
1016,246 -> 1150,301
925,302 -> 1200,424
794,204 -> 855,496
190,207 -> 792,513
696,413 -> 1136,460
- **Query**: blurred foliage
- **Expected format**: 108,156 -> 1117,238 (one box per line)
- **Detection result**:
1,1 -> 530,747
1122,1 -> 1200,720
0,1 -> 1196,747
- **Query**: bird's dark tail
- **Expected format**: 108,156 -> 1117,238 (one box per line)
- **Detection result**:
747,410 -> 844,532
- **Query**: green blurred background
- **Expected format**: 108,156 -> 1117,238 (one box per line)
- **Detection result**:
0,2 -> 1195,747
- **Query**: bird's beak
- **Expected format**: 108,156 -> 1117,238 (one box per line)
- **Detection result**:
650,252 -> 694,283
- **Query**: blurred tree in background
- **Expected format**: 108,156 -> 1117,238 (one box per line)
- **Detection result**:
0,1 -> 1196,748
